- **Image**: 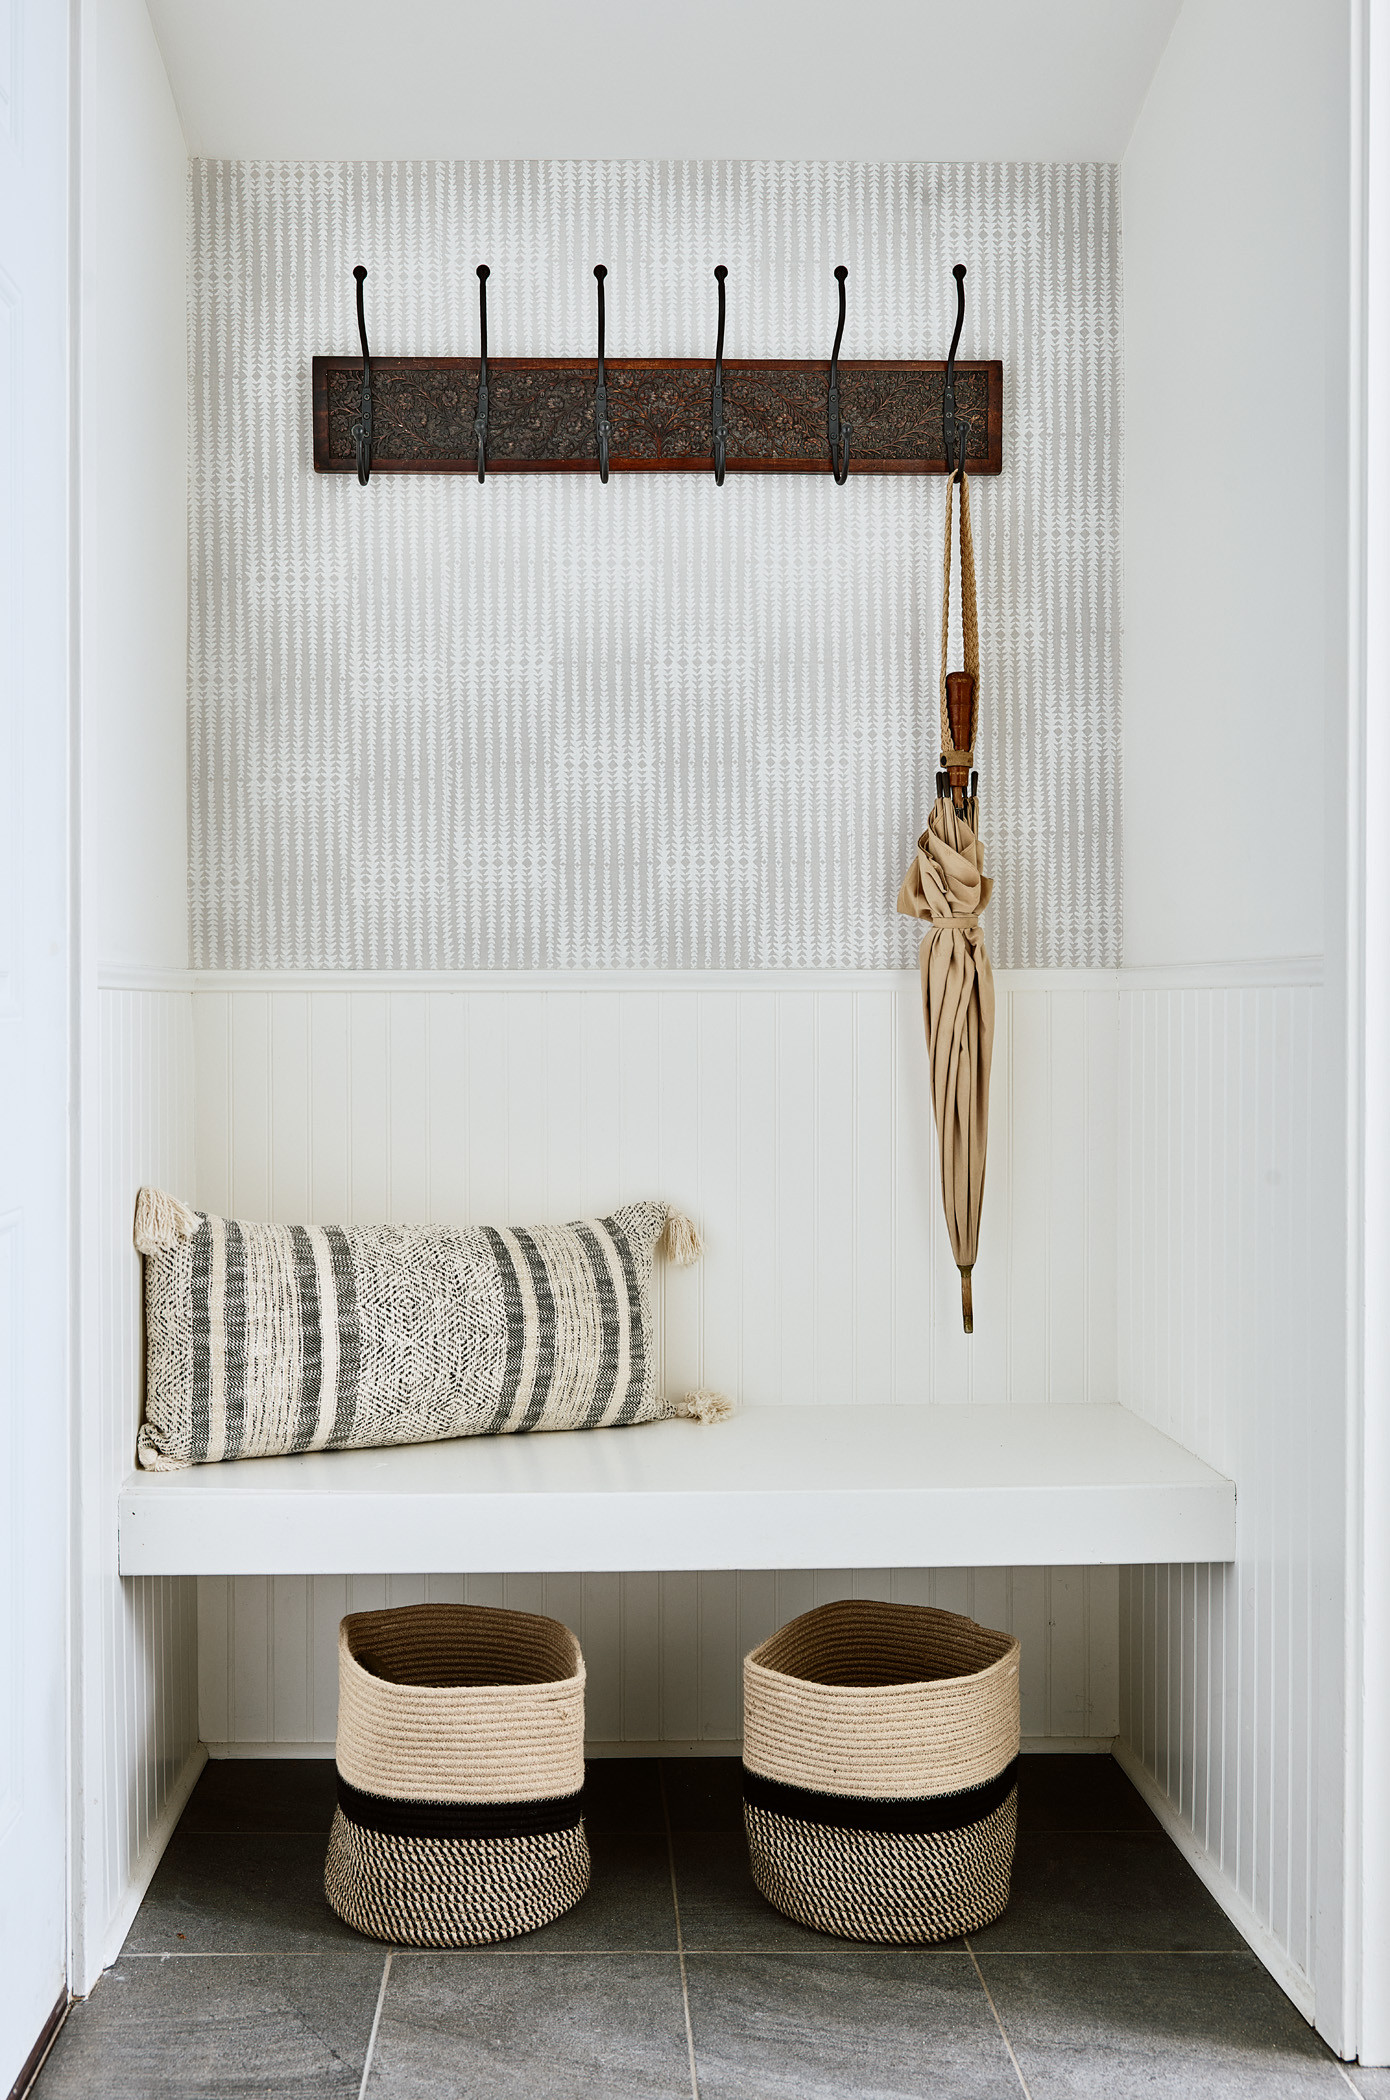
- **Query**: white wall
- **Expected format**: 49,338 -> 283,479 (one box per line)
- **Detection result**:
75,0 -> 198,1995
82,0 -> 188,972
191,969 -> 1121,1753
1121,0 -> 1340,968
82,985 -> 199,1983
1115,968 -> 1323,2013
147,0 -> 1180,162
1117,0 -> 1353,2053
200,1564 -> 1118,1758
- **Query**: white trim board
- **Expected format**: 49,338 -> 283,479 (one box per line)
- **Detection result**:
95,967 -> 191,995
1114,1739 -> 1318,2030
97,959 -> 1325,995
185,966 -> 1112,995
204,1735 -> 1119,1762
93,1744 -> 206,1981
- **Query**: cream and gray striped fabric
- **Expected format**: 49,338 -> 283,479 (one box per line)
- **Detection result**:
138,1196 -> 683,1469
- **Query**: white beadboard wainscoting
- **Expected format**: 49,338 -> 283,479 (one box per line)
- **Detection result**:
188,969 -> 1120,1407
182,966 -> 1121,1752
95,962 -> 1333,2021
82,986 -> 202,1986
197,1565 -> 1118,1758
1114,970 -> 1325,2018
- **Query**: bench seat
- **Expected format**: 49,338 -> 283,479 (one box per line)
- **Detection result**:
118,1402 -> 1236,1576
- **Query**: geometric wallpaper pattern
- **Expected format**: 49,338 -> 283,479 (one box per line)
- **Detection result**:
189,160 -> 1121,968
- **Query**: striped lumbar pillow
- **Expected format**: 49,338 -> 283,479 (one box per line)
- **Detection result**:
134,1188 -> 731,1470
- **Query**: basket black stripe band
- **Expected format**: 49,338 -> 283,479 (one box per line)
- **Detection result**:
336,1773 -> 585,1842
742,1758 -> 1019,1836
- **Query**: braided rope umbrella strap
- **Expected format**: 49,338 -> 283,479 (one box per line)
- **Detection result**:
938,470 -> 980,769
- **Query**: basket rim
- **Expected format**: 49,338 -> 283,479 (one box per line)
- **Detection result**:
744,1599 -> 1019,1696
340,1602 -> 585,1696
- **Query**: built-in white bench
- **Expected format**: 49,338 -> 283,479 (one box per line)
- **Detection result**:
118,1402 -> 1235,1576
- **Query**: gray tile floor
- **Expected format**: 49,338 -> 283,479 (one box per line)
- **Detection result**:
29,1755 -> 1375,2099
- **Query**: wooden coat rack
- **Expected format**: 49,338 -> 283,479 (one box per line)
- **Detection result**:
312,263 -> 1003,480
313,356 -> 1002,478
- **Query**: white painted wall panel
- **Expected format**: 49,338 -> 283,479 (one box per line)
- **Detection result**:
1122,0 -> 1345,969
145,0 -> 1182,164
191,971 -> 1121,1748
81,0 -> 188,973
73,0 -> 196,1997
1116,979 -> 1323,2008
190,973 -> 1118,1406
189,161 -> 1121,973
199,1564 -> 1119,1754
83,988 -> 200,1978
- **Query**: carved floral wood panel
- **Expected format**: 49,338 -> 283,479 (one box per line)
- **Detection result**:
313,358 -> 1002,473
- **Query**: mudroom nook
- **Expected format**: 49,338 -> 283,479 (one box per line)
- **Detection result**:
3,0 -> 1388,2093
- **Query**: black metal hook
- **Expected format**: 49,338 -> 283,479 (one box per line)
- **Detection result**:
475,265 -> 490,484
943,262 -> 968,480
827,265 -> 851,485
593,264 -> 611,483
712,265 -> 728,487
350,264 -> 373,486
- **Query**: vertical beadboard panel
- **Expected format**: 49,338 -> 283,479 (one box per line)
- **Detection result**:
189,162 -> 1121,974
196,971 -> 1121,1749
1117,979 -> 1320,1998
198,1561 -> 1120,1752
92,987 -> 199,1949
194,973 -> 1119,1402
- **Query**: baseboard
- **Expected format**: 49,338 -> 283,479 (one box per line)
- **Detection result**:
207,1734 -> 1117,1761
1112,1740 -> 1317,2026
92,1743 -> 208,1982
7,1993 -> 68,2100
205,1741 -> 336,1759
586,1740 -> 743,1759
1022,1735 -> 1116,1754
205,1738 -> 749,1761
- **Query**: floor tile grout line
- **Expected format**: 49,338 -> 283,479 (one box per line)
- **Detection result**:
357,1952 -> 392,2100
658,1765 -> 701,2100
1337,2067 -> 1368,2097
964,1939 -> 1034,2100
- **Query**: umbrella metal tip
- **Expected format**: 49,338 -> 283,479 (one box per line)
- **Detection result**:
961,1268 -> 974,1334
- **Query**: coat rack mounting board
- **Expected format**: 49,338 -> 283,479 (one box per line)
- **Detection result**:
311,357 -> 1003,476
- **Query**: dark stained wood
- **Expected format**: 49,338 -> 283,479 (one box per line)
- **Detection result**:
311,356 -> 1003,476
7,1993 -> 69,2100
944,669 -> 977,795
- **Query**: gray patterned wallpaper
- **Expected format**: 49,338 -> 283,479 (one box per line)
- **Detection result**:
189,161 -> 1121,969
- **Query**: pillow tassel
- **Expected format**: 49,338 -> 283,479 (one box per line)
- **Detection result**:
134,1186 -> 200,1257
661,1208 -> 703,1266
665,1389 -> 736,1426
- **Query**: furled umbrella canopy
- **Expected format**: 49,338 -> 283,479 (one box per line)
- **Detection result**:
897,469 -> 994,1332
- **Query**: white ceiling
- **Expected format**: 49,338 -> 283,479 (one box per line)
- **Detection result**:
145,0 -> 1183,162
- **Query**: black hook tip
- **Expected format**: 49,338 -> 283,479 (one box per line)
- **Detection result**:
835,264 -> 848,284
953,263 -> 967,284
715,264 -> 727,282
594,263 -> 607,282
354,264 -> 367,284
477,264 -> 490,282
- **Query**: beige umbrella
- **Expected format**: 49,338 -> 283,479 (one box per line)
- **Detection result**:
897,466 -> 994,1333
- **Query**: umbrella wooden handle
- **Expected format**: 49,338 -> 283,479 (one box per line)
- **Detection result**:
944,671 -> 975,801
960,1267 -> 973,1333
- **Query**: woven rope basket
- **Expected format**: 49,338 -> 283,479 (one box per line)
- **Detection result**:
742,1600 -> 1021,1943
325,1603 -> 589,1946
